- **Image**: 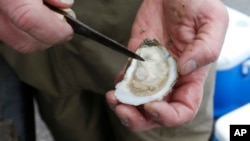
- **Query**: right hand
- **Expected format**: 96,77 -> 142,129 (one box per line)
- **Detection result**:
106,0 -> 228,132
0,0 -> 74,53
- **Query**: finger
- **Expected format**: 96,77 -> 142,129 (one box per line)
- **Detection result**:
106,90 -> 119,110
0,0 -> 73,53
52,8 -> 76,21
177,32 -> 221,75
178,5 -> 228,75
0,11 -> 48,52
144,101 -> 195,127
115,104 -> 158,132
114,65 -> 126,84
105,88 -> 158,131
144,67 -> 208,127
44,0 -> 74,8
114,60 -> 132,84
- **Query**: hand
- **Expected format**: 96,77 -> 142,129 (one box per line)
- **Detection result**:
106,0 -> 228,131
0,0 -> 74,53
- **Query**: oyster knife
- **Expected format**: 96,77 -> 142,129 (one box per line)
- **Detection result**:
46,3 -> 144,61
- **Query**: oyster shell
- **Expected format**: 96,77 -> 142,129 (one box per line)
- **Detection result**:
115,39 -> 178,106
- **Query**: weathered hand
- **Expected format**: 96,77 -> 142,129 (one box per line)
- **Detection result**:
106,0 -> 228,131
0,0 -> 74,53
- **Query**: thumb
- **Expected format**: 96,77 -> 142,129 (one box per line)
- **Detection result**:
178,2 -> 228,76
44,0 -> 74,8
177,42 -> 214,75
178,38 -> 222,76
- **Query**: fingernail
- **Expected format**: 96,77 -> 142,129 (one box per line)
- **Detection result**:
108,103 -> 116,111
119,117 -> 130,126
181,60 -> 197,75
60,0 -> 74,5
149,112 -> 160,121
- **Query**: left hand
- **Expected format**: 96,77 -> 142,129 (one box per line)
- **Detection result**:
106,0 -> 228,131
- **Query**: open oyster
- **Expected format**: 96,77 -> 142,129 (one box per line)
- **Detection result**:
114,39 -> 178,106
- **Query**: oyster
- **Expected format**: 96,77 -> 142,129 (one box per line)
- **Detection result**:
114,39 -> 178,106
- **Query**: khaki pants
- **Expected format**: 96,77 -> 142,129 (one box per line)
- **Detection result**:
0,0 -> 214,140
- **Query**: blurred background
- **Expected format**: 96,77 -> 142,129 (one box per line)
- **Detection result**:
213,0 -> 250,141
0,0 -> 250,141
223,0 -> 250,14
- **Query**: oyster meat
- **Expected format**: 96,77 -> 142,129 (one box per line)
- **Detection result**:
114,39 -> 178,106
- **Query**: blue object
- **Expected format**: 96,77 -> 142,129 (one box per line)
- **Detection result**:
213,7 -> 250,119
214,57 -> 250,118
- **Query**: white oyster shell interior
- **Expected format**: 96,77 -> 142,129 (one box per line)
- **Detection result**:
115,39 -> 178,106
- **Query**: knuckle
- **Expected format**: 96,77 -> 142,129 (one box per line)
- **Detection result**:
10,4 -> 38,32
13,42 -> 35,53
198,41 -> 221,67
161,119 -> 180,127
13,40 -> 48,53
206,44 -> 220,64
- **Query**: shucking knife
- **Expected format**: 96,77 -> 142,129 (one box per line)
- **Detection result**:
46,3 -> 144,61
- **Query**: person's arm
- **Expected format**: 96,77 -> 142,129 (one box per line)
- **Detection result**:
0,0 -> 74,53
106,0 -> 228,131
